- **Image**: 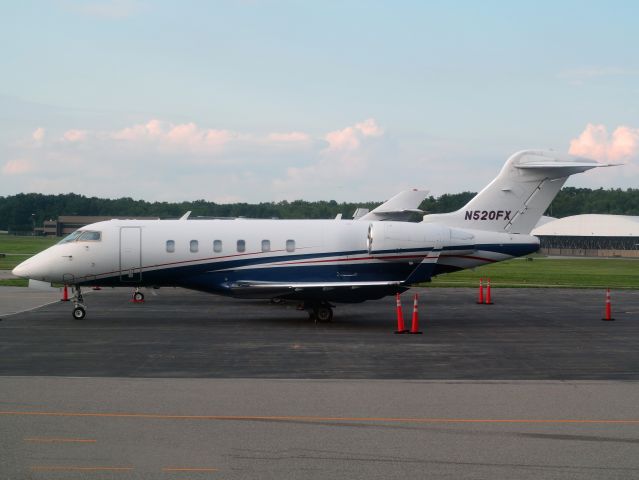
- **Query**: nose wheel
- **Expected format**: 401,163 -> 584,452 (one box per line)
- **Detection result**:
71,285 -> 87,320
73,305 -> 86,319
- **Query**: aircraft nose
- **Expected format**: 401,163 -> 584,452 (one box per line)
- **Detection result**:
12,262 -> 29,278
11,253 -> 51,281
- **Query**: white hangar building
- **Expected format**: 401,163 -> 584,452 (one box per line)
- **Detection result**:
531,214 -> 639,258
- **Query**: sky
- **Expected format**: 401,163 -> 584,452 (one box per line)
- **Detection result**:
1,0 -> 638,203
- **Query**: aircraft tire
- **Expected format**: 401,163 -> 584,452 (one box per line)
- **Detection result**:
72,306 -> 86,320
315,306 -> 333,323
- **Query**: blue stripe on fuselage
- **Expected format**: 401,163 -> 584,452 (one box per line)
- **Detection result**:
83,241 -> 538,290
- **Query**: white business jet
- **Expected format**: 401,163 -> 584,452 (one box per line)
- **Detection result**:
12,150 -> 607,321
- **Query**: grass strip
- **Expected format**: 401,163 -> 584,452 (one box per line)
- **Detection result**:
429,257 -> 639,289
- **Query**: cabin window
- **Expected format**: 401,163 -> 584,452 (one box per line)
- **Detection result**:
78,231 -> 101,241
166,240 -> 175,253
190,240 -> 199,253
213,239 -> 222,253
261,239 -> 270,252
237,239 -> 246,253
286,239 -> 295,252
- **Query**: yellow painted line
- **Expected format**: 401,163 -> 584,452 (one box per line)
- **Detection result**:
25,437 -> 96,443
30,465 -> 133,472
163,467 -> 218,472
3,410 -> 639,425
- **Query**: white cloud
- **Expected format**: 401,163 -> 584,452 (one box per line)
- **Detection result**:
325,118 -> 384,151
2,118 -> 397,202
63,129 -> 88,143
32,127 -> 45,144
111,119 -> 239,155
569,123 -> 639,162
272,119 -> 393,199
2,158 -> 33,175
568,123 -> 639,188
7,118 -> 634,204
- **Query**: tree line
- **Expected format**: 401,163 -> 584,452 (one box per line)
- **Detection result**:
1,187 -> 638,232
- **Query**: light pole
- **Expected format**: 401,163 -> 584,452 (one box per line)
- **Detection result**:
31,213 -> 35,236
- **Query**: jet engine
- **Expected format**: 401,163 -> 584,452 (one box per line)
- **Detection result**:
367,222 -> 453,256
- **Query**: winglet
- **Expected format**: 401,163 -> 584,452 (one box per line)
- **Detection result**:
358,189 -> 429,221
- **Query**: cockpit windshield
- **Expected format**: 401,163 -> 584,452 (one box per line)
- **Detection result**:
57,230 -> 102,244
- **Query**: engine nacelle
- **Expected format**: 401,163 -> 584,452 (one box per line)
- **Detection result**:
367,222 -> 468,258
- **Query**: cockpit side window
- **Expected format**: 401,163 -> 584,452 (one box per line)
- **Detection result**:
78,231 -> 101,241
57,230 -> 102,244
57,230 -> 84,244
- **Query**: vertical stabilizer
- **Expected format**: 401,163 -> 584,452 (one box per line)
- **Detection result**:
422,150 -> 607,234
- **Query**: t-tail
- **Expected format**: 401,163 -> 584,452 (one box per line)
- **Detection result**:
422,150 -> 611,234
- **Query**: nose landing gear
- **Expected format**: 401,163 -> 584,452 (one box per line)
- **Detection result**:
71,286 -> 86,320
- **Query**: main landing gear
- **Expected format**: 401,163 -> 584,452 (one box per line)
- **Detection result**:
133,288 -> 145,302
306,301 -> 334,323
71,285 -> 86,320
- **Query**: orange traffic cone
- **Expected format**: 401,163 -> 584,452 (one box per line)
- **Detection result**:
476,278 -> 484,304
485,278 -> 493,305
601,288 -> 615,321
61,285 -> 69,302
409,293 -> 422,334
394,293 -> 408,334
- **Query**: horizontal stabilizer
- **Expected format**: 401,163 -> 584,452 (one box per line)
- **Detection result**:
513,151 -> 619,170
517,161 -> 604,169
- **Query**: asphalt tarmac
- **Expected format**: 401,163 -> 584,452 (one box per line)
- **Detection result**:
0,287 -> 638,379
3,377 -> 639,480
1,286 -> 639,479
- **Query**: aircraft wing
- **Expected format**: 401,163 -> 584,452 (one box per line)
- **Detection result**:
230,280 -> 402,291
224,279 -> 404,299
358,189 -> 429,221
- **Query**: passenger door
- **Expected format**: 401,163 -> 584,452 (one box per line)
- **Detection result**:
120,227 -> 142,282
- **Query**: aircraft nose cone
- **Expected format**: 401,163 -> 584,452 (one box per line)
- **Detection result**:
12,254 -> 51,281
12,262 -> 29,278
